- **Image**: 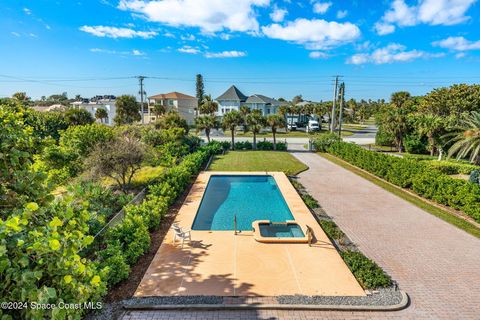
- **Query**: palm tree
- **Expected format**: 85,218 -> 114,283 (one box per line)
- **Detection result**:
246,111 -> 266,150
414,114 -> 444,156
239,105 -> 251,133
277,105 -> 289,132
266,114 -> 286,150
199,95 -> 218,115
95,108 -> 108,123
222,110 -> 243,150
445,111 -> 480,165
195,115 -> 218,143
380,92 -> 413,152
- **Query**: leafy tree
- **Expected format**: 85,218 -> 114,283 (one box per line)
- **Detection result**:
195,115 -> 218,143
95,108 -> 109,123
445,111 -> 480,165
65,108 -> 95,126
87,136 -> 145,192
152,103 -> 166,118
114,95 -> 140,125
420,84 -> 480,118
199,94 -> 218,115
12,91 -> 30,103
412,114 -> 445,156
27,110 -> 69,142
156,110 -> 189,133
266,114 -> 286,150
246,111 -> 266,150
0,102 -> 50,214
292,95 -> 303,105
195,74 -> 204,108
222,110 -> 243,150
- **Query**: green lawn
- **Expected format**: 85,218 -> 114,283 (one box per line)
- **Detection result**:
208,151 -> 308,175
320,153 -> 480,239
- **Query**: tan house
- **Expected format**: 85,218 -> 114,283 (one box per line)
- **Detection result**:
147,92 -> 197,124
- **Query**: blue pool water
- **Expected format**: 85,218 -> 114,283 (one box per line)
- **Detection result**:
192,175 -> 294,231
259,223 -> 305,238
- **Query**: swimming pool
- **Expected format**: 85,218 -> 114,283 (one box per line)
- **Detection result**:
192,175 -> 294,231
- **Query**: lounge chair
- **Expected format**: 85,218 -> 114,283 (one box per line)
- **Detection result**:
172,223 -> 191,248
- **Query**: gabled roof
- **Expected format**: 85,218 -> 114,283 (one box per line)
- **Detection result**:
245,94 -> 282,105
216,85 -> 248,101
149,92 -> 196,100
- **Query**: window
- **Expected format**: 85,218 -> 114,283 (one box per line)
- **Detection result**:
168,99 -> 174,106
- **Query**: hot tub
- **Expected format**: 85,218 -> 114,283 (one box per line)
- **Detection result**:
252,220 -> 310,243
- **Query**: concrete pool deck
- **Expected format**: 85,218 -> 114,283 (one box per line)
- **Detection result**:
134,172 -> 365,297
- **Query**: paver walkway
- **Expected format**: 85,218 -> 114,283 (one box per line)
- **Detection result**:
123,152 -> 480,320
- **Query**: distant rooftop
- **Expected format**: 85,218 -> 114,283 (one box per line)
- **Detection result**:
216,85 -> 248,101
149,92 -> 196,100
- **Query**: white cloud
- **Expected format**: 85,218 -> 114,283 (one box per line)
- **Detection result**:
432,36 -> 480,51
313,2 -> 332,14
117,0 -> 270,33
80,25 -> 157,38
347,43 -> 442,64
309,51 -> 329,59
456,52 -> 466,59
163,32 -> 175,38
11,32 -> 20,37
336,10 -> 348,19
270,6 -> 288,22
262,18 -> 361,50
23,8 -> 32,15
181,34 -> 196,41
204,51 -> 247,58
375,0 -> 476,35
178,45 -> 201,54
219,33 -> 232,40
90,48 -> 146,56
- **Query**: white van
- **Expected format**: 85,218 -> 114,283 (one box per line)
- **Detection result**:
306,120 -> 320,132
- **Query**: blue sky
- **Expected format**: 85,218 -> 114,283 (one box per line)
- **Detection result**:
1,0 -> 479,101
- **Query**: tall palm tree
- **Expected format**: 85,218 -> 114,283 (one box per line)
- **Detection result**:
95,108 -> 108,123
222,110 -> 243,150
380,91 -> 413,152
199,95 -> 218,115
414,114 -> 444,156
239,105 -> 251,133
246,111 -> 266,150
277,105 -> 289,132
445,111 -> 480,165
195,115 -> 218,143
266,114 -> 286,150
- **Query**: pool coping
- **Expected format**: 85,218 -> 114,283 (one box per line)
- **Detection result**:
124,291 -> 409,312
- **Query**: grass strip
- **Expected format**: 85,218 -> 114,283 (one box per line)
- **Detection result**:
320,153 -> 480,239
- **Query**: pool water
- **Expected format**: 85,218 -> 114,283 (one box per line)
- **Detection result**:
192,175 -> 294,231
259,223 -> 305,238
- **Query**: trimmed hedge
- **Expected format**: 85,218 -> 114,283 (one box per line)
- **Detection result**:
227,140 -> 287,151
340,251 -> 391,289
424,160 -> 479,175
95,143 -> 221,287
324,141 -> 480,222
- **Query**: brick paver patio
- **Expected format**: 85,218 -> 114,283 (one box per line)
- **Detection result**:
123,152 -> 480,320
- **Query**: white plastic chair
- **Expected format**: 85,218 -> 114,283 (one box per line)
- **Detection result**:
172,223 -> 191,248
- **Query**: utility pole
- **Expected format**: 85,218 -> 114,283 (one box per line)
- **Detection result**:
338,82 -> 345,137
330,76 -> 340,132
138,76 -> 146,124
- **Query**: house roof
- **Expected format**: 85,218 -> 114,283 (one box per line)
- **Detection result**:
149,92 -> 196,100
216,85 -> 248,101
245,94 -> 282,105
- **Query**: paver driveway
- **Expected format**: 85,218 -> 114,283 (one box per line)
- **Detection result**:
123,152 -> 480,320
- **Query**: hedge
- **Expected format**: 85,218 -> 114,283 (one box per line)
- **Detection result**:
324,141 -> 480,223
95,142 -> 221,287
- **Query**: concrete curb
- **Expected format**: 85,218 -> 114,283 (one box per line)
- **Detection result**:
123,291 -> 409,312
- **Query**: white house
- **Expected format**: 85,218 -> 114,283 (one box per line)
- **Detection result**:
215,85 -> 285,116
71,95 -> 117,125
147,92 -> 197,125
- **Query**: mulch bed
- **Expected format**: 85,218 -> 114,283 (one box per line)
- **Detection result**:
103,178 -> 196,303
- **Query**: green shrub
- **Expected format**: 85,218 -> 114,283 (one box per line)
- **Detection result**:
107,214 -> 151,265
375,126 -> 395,147
312,133 -> 341,152
96,241 -> 131,286
403,133 -> 428,154
256,141 -> 273,150
425,161 -> 479,175
275,142 -> 287,151
301,194 -> 319,209
326,141 -> 480,223
235,141 -> 253,150
319,220 -> 345,240
340,251 -> 391,289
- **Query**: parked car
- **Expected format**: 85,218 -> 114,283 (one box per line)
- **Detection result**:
287,123 -> 297,131
306,120 -> 320,132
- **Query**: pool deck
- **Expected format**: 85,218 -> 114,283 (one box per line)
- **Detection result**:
134,171 -> 365,297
